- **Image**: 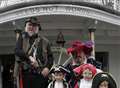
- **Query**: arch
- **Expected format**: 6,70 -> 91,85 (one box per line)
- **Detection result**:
0,3 -> 120,26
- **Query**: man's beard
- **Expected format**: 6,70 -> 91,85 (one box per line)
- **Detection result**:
28,32 -> 37,36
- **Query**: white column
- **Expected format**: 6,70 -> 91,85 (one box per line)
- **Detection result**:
88,20 -> 97,59
88,28 -> 96,58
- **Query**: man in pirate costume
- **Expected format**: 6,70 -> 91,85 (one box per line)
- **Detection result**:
65,40 -> 102,88
48,65 -> 70,88
65,40 -> 85,88
92,72 -> 117,88
15,17 -> 54,88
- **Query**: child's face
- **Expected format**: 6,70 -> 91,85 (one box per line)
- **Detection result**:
99,81 -> 109,88
82,69 -> 93,80
54,72 -> 64,81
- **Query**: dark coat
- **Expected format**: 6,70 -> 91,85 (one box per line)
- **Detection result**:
14,32 -> 54,88
15,32 -> 54,69
87,57 -> 102,69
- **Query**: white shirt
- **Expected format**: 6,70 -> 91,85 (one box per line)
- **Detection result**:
54,81 -> 64,88
79,79 -> 92,88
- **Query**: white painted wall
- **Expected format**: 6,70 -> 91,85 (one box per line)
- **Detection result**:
96,44 -> 120,88
0,15 -> 120,87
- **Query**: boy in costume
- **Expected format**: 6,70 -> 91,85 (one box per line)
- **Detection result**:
48,65 -> 70,88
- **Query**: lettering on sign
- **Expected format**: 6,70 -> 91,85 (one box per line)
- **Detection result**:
0,5 -> 119,25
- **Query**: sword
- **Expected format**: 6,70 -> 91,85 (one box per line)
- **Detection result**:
63,53 -> 73,67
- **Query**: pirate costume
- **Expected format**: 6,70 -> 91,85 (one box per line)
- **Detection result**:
15,17 -> 54,88
48,65 -> 70,88
73,64 -> 97,88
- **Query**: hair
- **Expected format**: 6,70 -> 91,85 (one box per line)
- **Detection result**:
92,72 -> 117,88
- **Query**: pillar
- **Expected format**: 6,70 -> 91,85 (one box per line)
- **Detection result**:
88,28 -> 96,58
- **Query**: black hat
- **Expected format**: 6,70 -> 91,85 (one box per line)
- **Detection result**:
49,65 -> 70,74
25,17 -> 41,30
92,72 -> 117,88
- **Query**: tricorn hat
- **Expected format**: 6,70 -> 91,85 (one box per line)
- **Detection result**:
92,72 -> 117,88
25,17 -> 41,30
49,65 -> 70,74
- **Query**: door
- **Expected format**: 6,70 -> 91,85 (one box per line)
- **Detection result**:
95,52 -> 109,71
0,54 -> 15,88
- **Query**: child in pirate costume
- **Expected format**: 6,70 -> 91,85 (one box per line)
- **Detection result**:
73,63 -> 97,88
92,72 -> 117,88
48,65 -> 70,88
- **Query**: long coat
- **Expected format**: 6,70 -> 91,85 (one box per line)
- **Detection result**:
15,32 -> 54,69
14,32 -> 54,88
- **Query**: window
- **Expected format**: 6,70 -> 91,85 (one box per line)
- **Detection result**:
95,52 -> 109,72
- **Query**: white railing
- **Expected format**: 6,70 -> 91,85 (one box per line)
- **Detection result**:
0,0 -> 120,11
0,0 -> 33,8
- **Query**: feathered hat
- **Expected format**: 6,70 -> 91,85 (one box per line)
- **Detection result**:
73,63 -> 97,76
83,40 -> 94,55
67,40 -> 94,58
67,40 -> 84,58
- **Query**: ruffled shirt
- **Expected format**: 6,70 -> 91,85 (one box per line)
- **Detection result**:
79,79 -> 92,88
54,81 -> 64,88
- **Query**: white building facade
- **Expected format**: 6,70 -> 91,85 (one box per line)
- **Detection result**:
0,0 -> 120,88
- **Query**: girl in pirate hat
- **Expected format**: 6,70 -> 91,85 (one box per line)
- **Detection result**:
73,63 -> 97,88
92,72 -> 117,88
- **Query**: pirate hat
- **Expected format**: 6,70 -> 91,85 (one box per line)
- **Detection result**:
67,40 -> 84,58
92,72 -> 117,88
25,17 -> 41,30
73,63 -> 97,76
49,65 -> 70,74
83,40 -> 94,55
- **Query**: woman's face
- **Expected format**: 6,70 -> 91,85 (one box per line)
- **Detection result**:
99,81 -> 109,88
25,22 -> 39,36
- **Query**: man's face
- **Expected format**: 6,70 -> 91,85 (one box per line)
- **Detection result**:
99,81 -> 109,88
75,51 -> 86,64
25,22 -> 39,36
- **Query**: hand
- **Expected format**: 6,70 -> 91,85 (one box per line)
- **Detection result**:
29,56 -> 39,68
41,67 -> 49,77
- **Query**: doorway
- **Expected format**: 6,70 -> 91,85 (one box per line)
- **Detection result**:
95,52 -> 109,71
0,54 -> 15,88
